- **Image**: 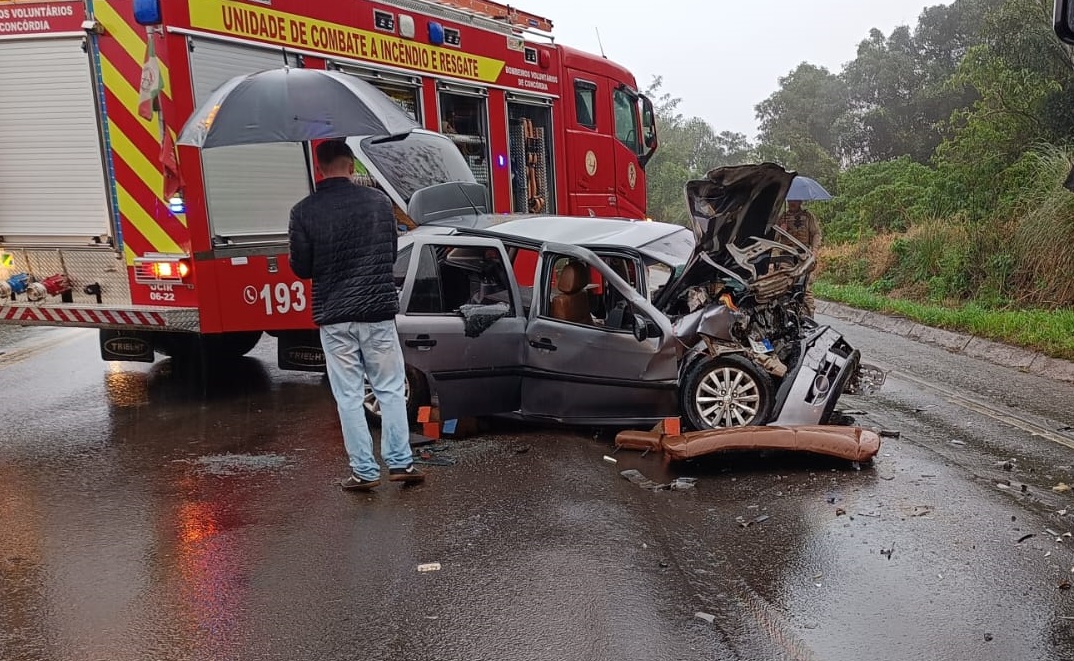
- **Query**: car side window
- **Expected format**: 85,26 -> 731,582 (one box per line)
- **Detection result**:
541,253 -> 639,332
406,243 -> 515,315
574,80 -> 597,130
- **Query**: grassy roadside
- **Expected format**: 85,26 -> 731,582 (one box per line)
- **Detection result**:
815,282 -> 1074,362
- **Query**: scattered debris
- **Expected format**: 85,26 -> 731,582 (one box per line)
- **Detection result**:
997,483 -> 1012,491
912,406 -> 936,413
695,612 -> 716,624
921,474 -> 937,478
1054,483 -> 1072,493
841,410 -> 869,415
858,511 -> 881,518
1046,552 -> 1053,558
836,508 -> 847,517
412,449 -> 457,466
1060,580 -> 1072,591
880,545 -> 895,560
1059,426 -> 1074,432
879,430 -> 901,439
737,514 -> 770,528
996,461 -> 1015,472
1060,510 -> 1069,516
911,506 -> 932,517
879,474 -> 896,481
513,445 -> 531,454
1017,534 -> 1036,544
417,563 -> 442,572
619,470 -> 697,492
603,455 -> 618,464
1047,529 -> 1060,537
950,440 -> 967,447
1022,484 -> 1029,493
984,633 -> 994,642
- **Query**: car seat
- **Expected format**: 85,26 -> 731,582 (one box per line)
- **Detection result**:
551,261 -> 592,325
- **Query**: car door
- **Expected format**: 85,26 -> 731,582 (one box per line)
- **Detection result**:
521,242 -> 680,423
397,235 -> 525,419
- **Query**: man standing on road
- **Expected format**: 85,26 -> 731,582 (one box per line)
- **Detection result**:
289,139 -> 424,491
775,199 -> 823,316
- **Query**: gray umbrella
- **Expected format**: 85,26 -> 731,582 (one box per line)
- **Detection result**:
177,67 -> 420,148
787,175 -> 833,201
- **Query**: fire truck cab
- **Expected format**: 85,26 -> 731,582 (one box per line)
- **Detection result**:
0,0 -> 657,370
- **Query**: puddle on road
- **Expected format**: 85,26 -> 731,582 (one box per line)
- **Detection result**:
177,452 -> 292,477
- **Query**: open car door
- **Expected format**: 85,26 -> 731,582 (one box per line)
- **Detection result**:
521,242 -> 680,425
396,234 -> 525,419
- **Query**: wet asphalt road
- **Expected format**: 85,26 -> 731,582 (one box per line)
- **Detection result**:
3,317 -> 1074,661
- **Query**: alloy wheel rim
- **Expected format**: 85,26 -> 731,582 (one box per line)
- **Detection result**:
363,376 -> 410,416
695,366 -> 761,428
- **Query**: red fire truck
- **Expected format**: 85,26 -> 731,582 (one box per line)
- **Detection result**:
0,0 -> 658,368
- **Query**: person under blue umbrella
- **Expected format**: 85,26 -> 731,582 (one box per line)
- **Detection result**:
775,175 -> 830,316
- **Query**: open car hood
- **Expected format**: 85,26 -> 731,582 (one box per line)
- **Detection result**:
347,129 -> 488,225
685,163 -> 795,256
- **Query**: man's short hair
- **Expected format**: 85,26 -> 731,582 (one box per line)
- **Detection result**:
315,139 -> 355,168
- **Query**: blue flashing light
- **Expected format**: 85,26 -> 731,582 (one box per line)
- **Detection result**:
168,195 -> 186,215
428,21 -> 445,46
6,273 -> 31,295
496,154 -> 507,168
133,0 -> 163,26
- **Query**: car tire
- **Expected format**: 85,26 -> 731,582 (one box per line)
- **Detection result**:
363,366 -> 429,427
680,353 -> 775,431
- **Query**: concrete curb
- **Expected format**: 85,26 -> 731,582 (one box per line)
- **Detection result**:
816,300 -> 1074,385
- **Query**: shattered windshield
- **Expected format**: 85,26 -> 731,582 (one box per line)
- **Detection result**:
360,132 -> 475,203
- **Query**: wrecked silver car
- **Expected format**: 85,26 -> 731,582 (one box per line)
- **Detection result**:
346,132 -> 882,429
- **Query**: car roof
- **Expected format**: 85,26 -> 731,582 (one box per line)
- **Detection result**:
426,213 -> 689,250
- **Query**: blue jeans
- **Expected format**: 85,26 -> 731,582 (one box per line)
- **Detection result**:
319,319 -> 412,481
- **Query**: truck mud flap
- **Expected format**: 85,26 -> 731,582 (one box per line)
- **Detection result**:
99,329 -> 155,363
276,330 -> 326,372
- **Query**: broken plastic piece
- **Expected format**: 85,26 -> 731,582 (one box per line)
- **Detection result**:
417,563 -> 442,572
695,612 -> 716,624
1054,483 -> 1072,493
603,455 -> 618,464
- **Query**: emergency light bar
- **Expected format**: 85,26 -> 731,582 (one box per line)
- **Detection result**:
133,255 -> 191,285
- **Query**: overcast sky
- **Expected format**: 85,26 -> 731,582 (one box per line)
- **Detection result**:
533,0 -> 939,138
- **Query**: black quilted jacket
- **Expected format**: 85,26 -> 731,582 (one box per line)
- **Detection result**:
288,178 -> 399,325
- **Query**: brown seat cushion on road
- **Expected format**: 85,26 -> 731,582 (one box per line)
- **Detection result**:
659,425 -> 881,462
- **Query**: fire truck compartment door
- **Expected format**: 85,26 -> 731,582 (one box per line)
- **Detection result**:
0,37 -> 111,244
188,37 -> 309,242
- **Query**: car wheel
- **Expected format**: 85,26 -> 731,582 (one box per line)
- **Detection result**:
363,367 -> 428,426
680,354 -> 775,431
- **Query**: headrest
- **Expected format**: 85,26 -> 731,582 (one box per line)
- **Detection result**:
557,261 -> 588,295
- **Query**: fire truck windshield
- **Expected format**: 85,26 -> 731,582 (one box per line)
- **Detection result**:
360,131 -> 477,203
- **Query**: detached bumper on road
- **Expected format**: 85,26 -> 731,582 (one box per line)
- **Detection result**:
615,425 -> 882,463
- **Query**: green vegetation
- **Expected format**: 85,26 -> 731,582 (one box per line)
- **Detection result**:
816,282 -> 1074,360
645,0 -> 1074,348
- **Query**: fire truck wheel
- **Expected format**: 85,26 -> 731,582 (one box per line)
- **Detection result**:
363,366 -> 429,428
156,331 -> 263,362
200,332 -> 264,360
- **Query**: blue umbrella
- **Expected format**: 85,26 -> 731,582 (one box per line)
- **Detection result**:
787,175 -> 832,201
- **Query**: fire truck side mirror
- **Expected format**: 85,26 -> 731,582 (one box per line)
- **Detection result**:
1055,0 -> 1074,45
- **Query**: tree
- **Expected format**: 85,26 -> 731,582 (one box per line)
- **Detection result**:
644,77 -> 756,224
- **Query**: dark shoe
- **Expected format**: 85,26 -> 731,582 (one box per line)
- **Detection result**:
341,474 -> 381,491
388,465 -> 425,483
